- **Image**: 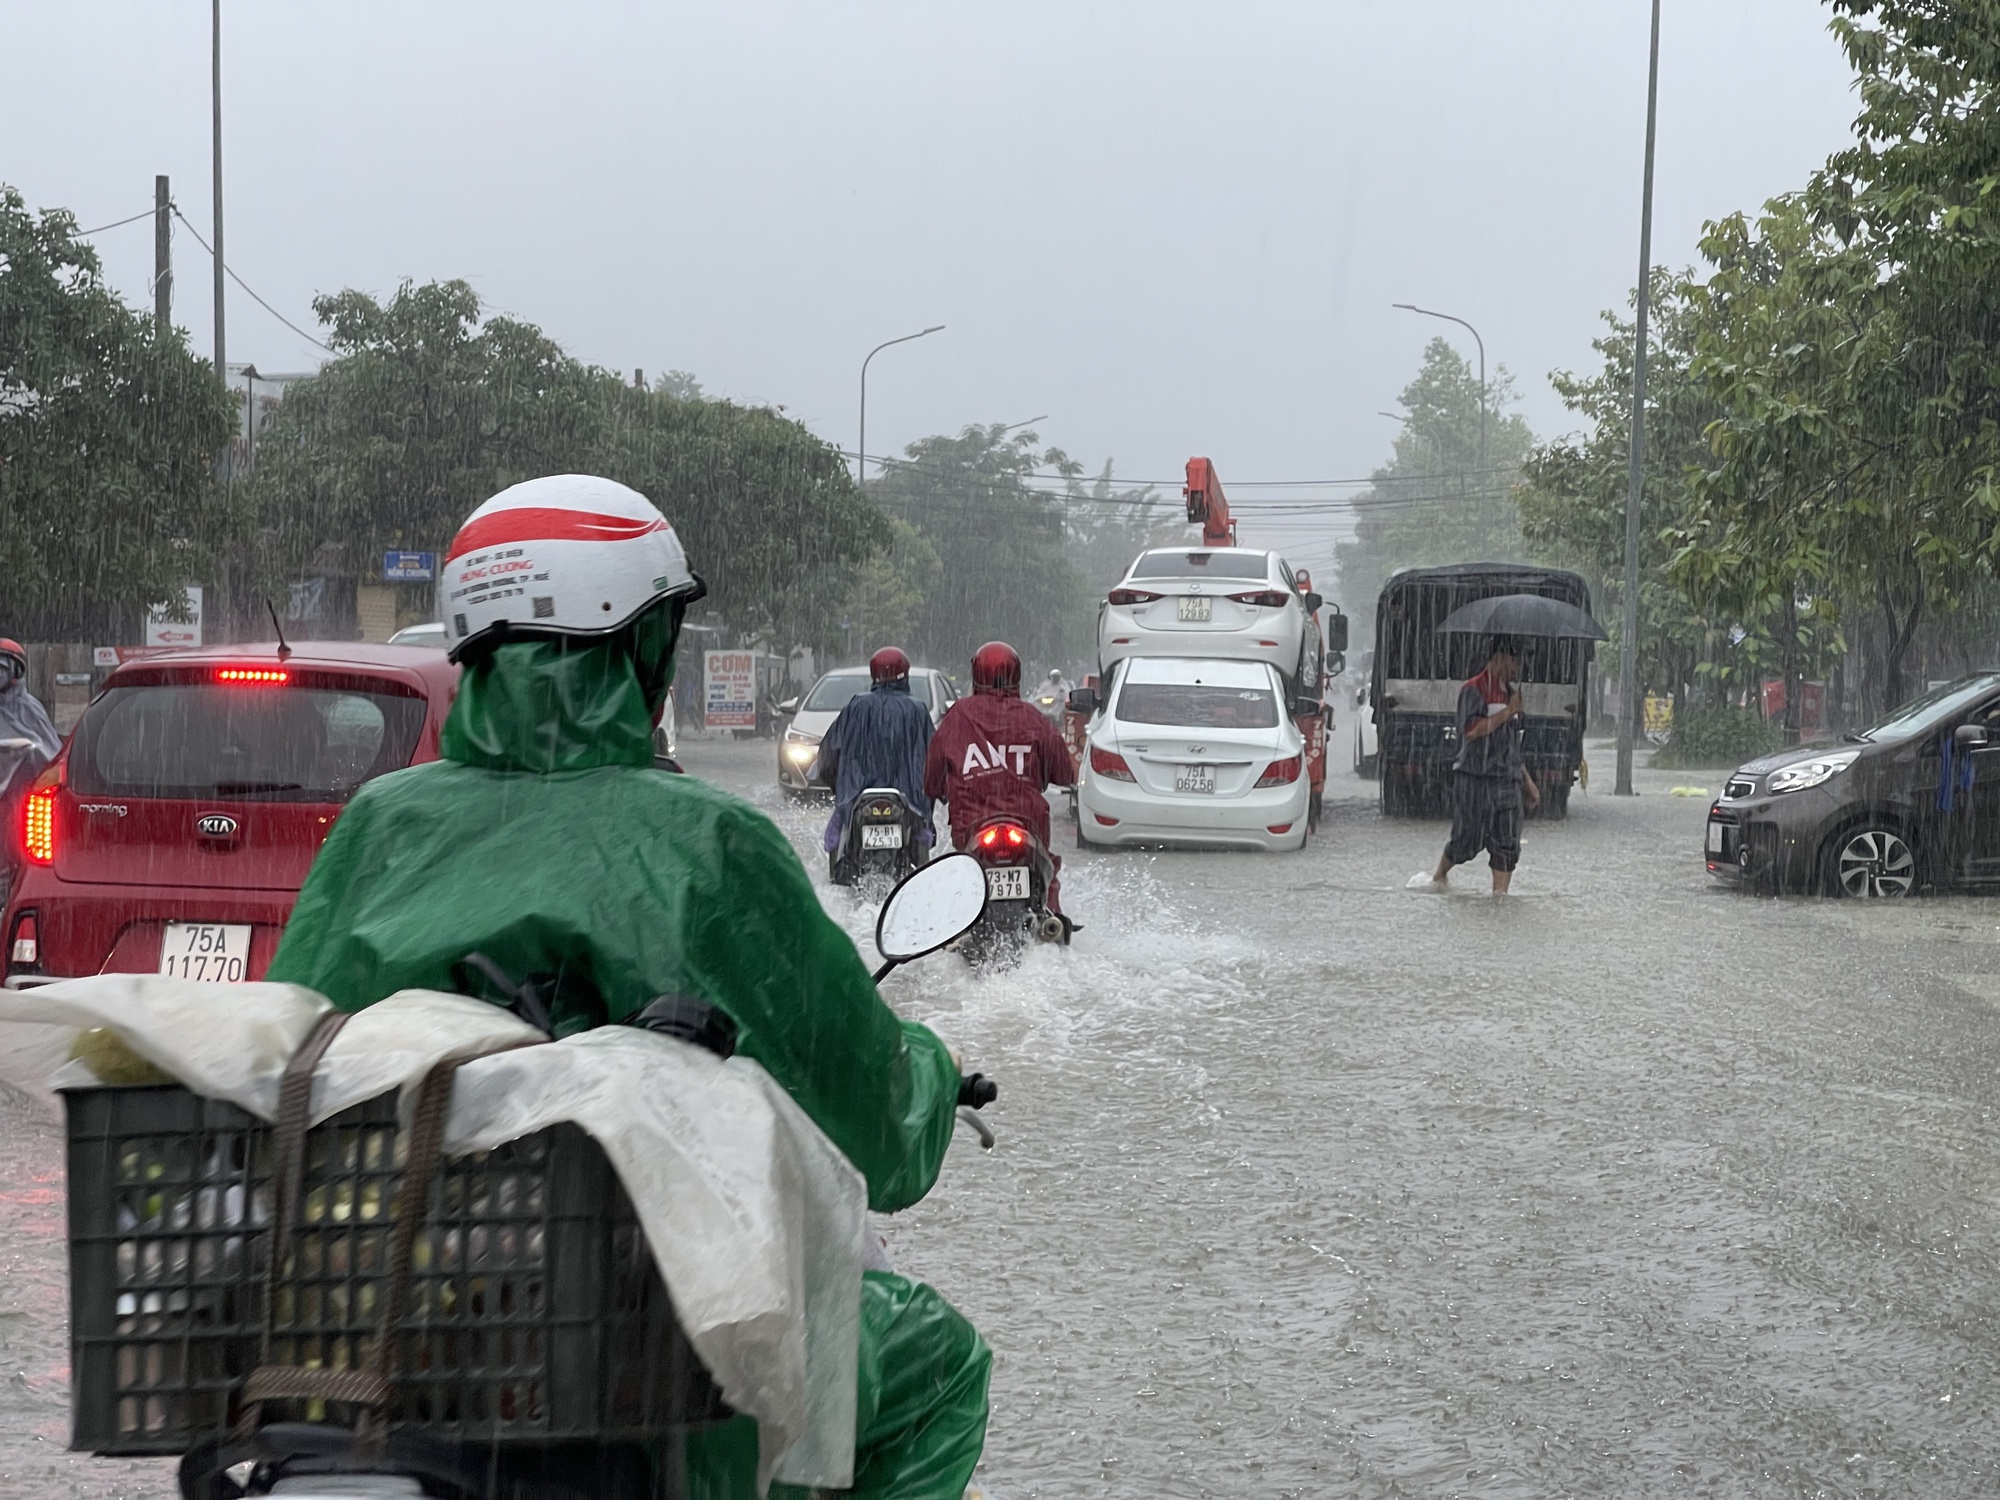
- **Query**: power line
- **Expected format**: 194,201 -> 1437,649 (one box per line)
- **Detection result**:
73,207 -> 160,236
171,206 -> 331,354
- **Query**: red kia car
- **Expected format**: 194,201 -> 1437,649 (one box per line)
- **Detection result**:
3,643 -> 458,988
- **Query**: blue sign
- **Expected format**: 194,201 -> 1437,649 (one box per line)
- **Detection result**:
383,550 -> 436,582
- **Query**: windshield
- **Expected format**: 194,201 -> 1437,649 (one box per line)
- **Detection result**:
802,673 -> 869,712
1855,677 -> 2000,742
1116,682 -> 1281,729
70,682 -> 427,802
1129,551 -> 1272,581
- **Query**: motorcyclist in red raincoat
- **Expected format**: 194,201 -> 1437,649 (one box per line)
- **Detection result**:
924,640 -> 1077,915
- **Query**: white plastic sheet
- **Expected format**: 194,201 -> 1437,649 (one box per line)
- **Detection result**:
0,977 -> 865,1492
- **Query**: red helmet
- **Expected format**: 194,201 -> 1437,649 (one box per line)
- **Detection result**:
0,639 -> 24,679
869,646 -> 910,685
971,641 -> 1021,695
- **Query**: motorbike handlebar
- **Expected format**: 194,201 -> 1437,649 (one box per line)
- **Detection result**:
957,1072 -> 998,1110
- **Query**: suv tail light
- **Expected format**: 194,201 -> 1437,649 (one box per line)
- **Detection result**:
1107,588 -> 1162,607
1229,590 -> 1292,608
1089,746 -> 1136,782
1255,755 -> 1302,788
8,911 -> 38,969
21,761 -> 59,867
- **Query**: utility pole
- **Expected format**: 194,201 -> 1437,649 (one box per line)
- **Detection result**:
153,175 -> 172,337
211,0 -> 226,384
1615,0 -> 1663,797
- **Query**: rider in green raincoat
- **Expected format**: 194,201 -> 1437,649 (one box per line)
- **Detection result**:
267,475 -> 990,1498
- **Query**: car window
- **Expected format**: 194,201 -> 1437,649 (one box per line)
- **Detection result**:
802,673 -> 868,712
1116,681 -> 1281,729
1129,550 -> 1272,581
69,682 -> 428,802
1857,678 -> 2000,742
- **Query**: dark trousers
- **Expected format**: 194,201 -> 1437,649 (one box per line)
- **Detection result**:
1444,772 -> 1522,872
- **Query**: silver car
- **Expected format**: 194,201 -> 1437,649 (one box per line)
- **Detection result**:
777,667 -> 957,794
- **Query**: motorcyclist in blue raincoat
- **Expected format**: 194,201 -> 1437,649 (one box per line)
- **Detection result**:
816,647 -> 935,864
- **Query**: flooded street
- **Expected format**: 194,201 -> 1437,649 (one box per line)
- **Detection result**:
8,737 -> 2000,1497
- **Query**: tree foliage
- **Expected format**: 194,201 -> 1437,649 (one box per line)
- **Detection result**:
246,280 -> 879,652
1337,338 -> 1536,624
0,186 -> 236,640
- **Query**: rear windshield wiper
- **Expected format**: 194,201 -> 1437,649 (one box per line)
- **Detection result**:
212,780 -> 306,794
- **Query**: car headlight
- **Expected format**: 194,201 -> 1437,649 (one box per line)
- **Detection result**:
1764,750 -> 1859,794
783,731 -> 819,764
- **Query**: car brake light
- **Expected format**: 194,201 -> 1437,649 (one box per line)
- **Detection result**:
1107,588 -> 1162,606
1229,590 -> 1292,608
1089,746 -> 1136,782
1255,755 -> 1302,788
9,911 -> 38,967
21,762 -> 59,866
217,667 -> 290,684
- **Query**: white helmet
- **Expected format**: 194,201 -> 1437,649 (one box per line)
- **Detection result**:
442,475 -> 704,660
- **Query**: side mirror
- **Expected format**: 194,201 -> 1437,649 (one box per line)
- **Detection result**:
1066,687 -> 1099,715
1955,723 -> 1988,748
1302,591 -> 1324,614
1325,612 -> 1350,652
874,855 -> 989,979
776,696 -> 800,715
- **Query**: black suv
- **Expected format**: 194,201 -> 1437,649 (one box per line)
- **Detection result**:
1706,673 -> 2000,897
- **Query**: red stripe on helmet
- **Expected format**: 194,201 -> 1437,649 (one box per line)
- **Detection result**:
446,507 -> 668,564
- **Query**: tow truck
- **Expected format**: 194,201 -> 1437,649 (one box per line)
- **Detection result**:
1065,457 -> 1346,830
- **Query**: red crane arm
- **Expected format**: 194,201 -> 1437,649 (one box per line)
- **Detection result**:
1183,456 -> 1236,548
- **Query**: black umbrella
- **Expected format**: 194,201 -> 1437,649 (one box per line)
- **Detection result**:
1438,593 -> 1609,641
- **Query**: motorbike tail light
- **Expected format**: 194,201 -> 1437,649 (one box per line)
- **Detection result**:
1228,590 -> 1292,608
1004,826 -> 1025,847
8,911 -> 38,967
1089,746 -> 1136,782
978,826 -> 1000,848
1255,755 -> 1302,788
21,762 -> 60,866
1107,588 -> 1162,607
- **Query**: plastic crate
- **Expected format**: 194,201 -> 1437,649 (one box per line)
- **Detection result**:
66,1084 -> 726,1456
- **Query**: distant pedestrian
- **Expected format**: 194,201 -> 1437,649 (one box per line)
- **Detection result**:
1414,634 -> 1540,895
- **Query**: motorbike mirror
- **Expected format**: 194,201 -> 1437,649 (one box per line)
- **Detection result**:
1325,612 -> 1350,652
776,696 -> 800,715
1066,687 -> 1099,714
1955,723 -> 1988,748
875,854 -> 989,974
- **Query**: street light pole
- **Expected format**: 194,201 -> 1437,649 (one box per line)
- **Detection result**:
1392,303 -> 1485,491
211,0 -> 226,385
857,325 -> 944,487
1615,0 -> 1663,798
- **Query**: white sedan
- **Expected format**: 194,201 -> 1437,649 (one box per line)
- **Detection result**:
1098,547 -> 1321,694
1076,657 -> 1309,851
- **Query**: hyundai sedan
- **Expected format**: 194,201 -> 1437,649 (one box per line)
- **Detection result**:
1076,656 -> 1309,851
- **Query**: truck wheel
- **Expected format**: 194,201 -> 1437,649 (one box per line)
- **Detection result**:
1309,788 -> 1324,830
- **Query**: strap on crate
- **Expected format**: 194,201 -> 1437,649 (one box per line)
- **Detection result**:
266,1008 -> 351,1349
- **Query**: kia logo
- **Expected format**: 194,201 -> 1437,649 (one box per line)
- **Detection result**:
196,814 -> 240,838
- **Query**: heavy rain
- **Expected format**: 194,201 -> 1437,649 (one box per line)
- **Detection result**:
3,3 -> 1999,1497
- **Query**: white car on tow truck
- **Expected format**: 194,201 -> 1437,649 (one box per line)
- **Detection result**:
1075,656 -> 1309,851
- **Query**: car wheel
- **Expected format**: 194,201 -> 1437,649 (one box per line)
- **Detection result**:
1827,825 -> 1917,898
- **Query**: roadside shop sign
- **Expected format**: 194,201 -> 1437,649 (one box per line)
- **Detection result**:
383,550 -> 437,582
704,650 -> 757,729
145,586 -> 204,648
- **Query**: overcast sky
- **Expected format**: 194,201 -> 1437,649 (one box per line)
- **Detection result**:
8,2 -> 1858,579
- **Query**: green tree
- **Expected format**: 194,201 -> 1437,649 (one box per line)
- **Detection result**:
247,280 -> 880,653
1336,338 -> 1536,624
0,186 -> 236,640
867,424 -> 1083,670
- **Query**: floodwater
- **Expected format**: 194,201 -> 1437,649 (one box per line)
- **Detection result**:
9,738 -> 2000,1496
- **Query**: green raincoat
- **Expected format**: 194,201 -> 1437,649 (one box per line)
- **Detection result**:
267,635 -> 989,1497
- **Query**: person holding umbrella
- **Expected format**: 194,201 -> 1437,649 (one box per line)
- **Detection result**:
1415,633 -> 1539,894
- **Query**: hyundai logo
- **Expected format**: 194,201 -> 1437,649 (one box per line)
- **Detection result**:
196,814 -> 240,838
